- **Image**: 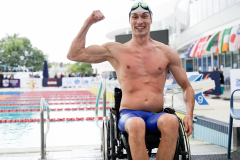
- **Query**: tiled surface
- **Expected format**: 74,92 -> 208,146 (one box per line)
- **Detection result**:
165,89 -> 240,126
0,138 -> 231,160
0,149 -> 102,160
0,87 -> 238,159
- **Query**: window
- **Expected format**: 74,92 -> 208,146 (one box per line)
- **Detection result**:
198,58 -> 202,71
208,55 -> 212,71
181,58 -> 186,71
207,0 -> 213,17
194,58 -> 198,71
227,0 -> 236,7
225,51 -> 231,67
219,53 -> 225,69
212,0 -> 220,14
213,54 -> 218,69
219,0 -> 227,10
202,0 -> 207,20
191,2 -> 198,26
186,59 -> 193,72
203,57 -> 207,71
196,0 -> 202,23
232,50 -> 239,69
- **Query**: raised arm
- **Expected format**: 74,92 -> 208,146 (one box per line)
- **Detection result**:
167,48 -> 195,137
67,10 -> 112,63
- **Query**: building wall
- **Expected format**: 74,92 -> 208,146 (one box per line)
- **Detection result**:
172,2 -> 240,50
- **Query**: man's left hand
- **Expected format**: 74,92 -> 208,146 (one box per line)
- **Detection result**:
183,113 -> 194,137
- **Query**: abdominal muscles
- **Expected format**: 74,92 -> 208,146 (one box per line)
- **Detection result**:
119,78 -> 165,112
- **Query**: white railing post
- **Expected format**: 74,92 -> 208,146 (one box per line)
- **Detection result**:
39,98 -> 50,160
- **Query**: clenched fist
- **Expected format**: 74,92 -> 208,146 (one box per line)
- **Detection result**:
88,10 -> 105,24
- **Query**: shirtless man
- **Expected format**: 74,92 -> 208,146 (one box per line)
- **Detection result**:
67,2 -> 195,160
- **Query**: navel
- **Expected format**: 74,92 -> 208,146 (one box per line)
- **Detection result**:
127,65 -> 130,69
158,67 -> 162,70
145,99 -> 148,102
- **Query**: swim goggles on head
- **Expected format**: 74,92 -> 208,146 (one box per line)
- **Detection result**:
129,2 -> 152,18
131,2 -> 150,12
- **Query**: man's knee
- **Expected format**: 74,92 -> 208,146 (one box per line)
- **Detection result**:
157,114 -> 179,134
125,117 -> 145,136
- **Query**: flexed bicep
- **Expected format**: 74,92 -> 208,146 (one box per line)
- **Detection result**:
67,10 -> 109,63
70,44 -> 112,63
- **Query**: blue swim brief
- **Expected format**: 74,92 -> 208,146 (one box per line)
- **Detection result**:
118,109 -> 166,135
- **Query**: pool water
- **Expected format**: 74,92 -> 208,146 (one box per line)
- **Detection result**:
0,104 -> 111,149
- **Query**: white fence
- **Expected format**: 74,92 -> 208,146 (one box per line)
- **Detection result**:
62,77 -> 97,88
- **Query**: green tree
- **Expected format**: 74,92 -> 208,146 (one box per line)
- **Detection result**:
25,48 -> 45,71
0,34 -> 48,71
45,54 -> 52,69
64,62 -> 72,68
67,62 -> 92,75
50,62 -> 59,68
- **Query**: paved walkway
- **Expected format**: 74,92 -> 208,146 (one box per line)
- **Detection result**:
165,89 -> 240,126
0,87 -> 238,159
0,137 -> 230,160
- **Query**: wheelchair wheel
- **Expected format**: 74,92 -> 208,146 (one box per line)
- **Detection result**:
177,116 -> 191,160
121,133 -> 132,160
174,131 -> 180,160
109,113 -> 116,160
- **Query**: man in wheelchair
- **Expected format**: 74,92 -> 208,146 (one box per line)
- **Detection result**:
67,2 -> 195,160
108,88 -> 192,160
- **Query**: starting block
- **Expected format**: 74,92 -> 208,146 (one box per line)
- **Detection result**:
165,74 -> 215,110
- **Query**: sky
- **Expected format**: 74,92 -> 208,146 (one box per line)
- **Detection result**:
0,0 -> 168,64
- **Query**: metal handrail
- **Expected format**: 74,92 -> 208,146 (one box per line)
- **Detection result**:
39,98 -> 50,160
95,79 -> 107,128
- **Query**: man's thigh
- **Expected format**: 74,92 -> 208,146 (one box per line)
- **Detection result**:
145,112 -> 166,135
118,109 -> 151,132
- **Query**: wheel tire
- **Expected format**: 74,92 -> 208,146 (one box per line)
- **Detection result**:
110,113 -> 116,160
121,134 -> 132,160
179,126 -> 186,160
177,117 -> 191,160
174,135 -> 180,160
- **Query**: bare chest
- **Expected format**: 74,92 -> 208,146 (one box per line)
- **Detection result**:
117,49 -> 168,78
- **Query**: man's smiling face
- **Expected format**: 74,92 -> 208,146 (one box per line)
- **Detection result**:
130,12 -> 152,37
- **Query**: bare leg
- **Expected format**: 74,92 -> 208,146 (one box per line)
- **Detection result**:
125,117 -> 149,160
156,114 -> 179,160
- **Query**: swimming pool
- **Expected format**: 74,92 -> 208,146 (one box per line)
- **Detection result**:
0,90 -> 112,149
0,104 -> 111,149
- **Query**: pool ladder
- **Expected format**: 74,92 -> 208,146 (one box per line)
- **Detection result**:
95,79 -> 107,127
39,98 -> 50,160
94,79 -> 108,158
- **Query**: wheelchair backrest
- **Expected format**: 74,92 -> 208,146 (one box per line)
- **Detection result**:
114,88 -> 122,112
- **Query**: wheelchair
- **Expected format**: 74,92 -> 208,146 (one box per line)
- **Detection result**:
101,88 -> 191,160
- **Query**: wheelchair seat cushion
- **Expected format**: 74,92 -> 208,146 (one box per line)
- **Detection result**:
118,109 -> 166,135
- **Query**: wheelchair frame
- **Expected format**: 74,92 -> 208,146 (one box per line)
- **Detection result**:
101,88 -> 191,160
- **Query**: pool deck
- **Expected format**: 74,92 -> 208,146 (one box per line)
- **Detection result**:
0,138 -> 229,159
0,87 -> 239,159
167,89 -> 240,126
